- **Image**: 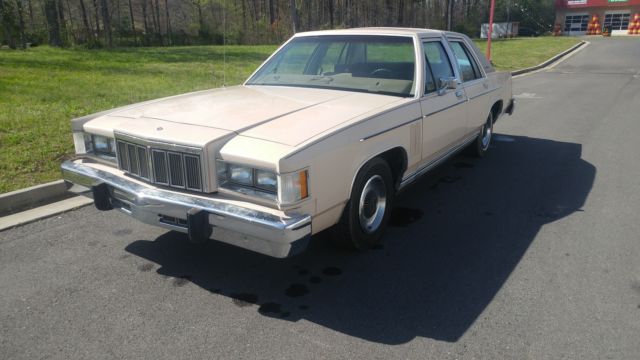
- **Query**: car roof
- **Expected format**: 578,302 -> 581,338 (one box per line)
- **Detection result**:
295,27 -> 451,37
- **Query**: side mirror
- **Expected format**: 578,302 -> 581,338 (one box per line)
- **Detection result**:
437,77 -> 458,96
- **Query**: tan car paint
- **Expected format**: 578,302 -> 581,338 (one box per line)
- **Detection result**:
75,28 -> 512,236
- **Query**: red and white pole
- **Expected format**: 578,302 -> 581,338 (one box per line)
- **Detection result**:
486,0 -> 496,61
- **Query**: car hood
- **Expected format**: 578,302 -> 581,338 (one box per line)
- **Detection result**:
83,85 -> 407,147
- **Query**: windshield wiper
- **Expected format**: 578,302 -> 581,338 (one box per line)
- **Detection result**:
308,75 -> 334,83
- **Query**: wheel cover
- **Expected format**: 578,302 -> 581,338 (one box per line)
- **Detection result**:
481,116 -> 493,151
358,175 -> 387,234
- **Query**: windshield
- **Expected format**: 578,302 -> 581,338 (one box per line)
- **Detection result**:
247,35 -> 417,97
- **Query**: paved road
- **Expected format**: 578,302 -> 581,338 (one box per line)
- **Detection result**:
2,38 -> 640,359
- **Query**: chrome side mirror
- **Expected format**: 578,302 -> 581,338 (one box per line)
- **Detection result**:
437,77 -> 458,96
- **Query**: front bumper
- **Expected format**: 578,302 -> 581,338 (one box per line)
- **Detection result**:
61,160 -> 311,258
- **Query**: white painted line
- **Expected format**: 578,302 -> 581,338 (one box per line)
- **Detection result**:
0,196 -> 93,232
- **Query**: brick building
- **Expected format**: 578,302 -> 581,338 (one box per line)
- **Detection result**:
555,0 -> 640,35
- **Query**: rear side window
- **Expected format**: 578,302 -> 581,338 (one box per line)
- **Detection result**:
423,41 -> 454,94
449,41 -> 482,82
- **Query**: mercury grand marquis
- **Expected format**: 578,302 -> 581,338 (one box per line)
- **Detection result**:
61,28 -> 515,258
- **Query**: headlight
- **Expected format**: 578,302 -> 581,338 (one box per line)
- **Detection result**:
93,135 -> 115,154
73,132 -> 115,157
229,165 -> 253,185
217,160 -> 308,205
278,170 -> 309,205
256,169 -> 277,193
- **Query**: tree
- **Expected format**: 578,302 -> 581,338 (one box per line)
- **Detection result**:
0,0 -> 17,48
100,0 -> 111,46
44,0 -> 62,46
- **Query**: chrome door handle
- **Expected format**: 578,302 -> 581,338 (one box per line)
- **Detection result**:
455,90 -> 464,99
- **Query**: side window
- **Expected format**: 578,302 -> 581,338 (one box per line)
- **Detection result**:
449,41 -> 482,82
423,41 -> 454,94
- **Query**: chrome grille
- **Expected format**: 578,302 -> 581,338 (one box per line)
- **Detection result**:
151,150 -> 168,185
115,138 -> 204,192
184,155 -> 202,190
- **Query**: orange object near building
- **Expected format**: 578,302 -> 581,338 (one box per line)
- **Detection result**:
556,0 -> 640,36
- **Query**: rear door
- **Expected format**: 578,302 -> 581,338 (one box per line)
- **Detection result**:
446,37 -> 490,136
419,39 -> 468,164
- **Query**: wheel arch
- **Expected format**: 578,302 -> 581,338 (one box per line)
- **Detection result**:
490,100 -> 503,124
348,146 -> 408,200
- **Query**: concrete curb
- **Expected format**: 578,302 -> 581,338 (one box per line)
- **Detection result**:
0,180 -> 73,217
510,40 -> 587,76
0,196 -> 94,232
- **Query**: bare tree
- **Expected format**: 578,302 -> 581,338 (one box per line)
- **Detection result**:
44,0 -> 62,46
127,0 -> 136,44
100,0 -> 111,46
289,0 -> 297,33
164,0 -> 171,44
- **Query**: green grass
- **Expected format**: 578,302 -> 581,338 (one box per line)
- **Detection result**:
0,37 -> 579,193
472,37 -> 581,71
0,45 -> 276,193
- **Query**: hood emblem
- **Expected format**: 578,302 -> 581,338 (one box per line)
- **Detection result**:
157,127 -> 163,131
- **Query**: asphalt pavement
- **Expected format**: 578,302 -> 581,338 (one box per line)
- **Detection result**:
2,37 -> 640,359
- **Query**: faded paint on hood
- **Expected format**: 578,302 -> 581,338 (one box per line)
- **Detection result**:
84,85 -> 407,147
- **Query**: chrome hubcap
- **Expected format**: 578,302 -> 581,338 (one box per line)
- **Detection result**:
481,117 -> 493,150
358,175 -> 387,234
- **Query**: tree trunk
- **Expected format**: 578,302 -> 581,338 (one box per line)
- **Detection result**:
56,0 -> 67,43
127,0 -> 136,44
16,0 -> 27,48
289,0 -> 298,33
44,0 -> 62,46
397,0 -> 404,25
164,0 -> 171,45
79,0 -> 92,41
141,0 -> 150,43
328,0 -> 334,28
100,0 -> 112,46
92,0 -> 100,37
268,0 -> 274,25
384,0 -> 392,26
0,0 -> 16,48
64,0 -> 78,42
446,0 -> 452,30
27,0 -> 34,30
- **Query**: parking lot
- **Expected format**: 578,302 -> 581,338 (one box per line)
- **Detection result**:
1,37 -> 640,359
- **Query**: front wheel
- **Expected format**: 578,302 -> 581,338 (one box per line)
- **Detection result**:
332,158 -> 394,250
467,112 -> 494,158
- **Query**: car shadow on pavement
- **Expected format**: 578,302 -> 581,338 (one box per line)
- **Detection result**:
125,134 -> 595,344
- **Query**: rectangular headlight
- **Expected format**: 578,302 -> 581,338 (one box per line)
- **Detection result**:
73,132 -> 115,157
278,170 -> 309,205
93,135 -> 115,154
229,164 -> 253,185
256,169 -> 277,193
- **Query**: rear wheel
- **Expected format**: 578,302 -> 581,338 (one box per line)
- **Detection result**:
467,112 -> 494,157
332,158 -> 394,250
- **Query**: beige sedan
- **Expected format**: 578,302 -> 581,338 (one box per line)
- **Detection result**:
61,28 -> 514,258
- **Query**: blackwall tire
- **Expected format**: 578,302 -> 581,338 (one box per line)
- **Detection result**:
332,157 -> 394,250
468,112 -> 494,158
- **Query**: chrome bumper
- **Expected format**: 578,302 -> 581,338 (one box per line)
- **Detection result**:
61,160 -> 312,258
